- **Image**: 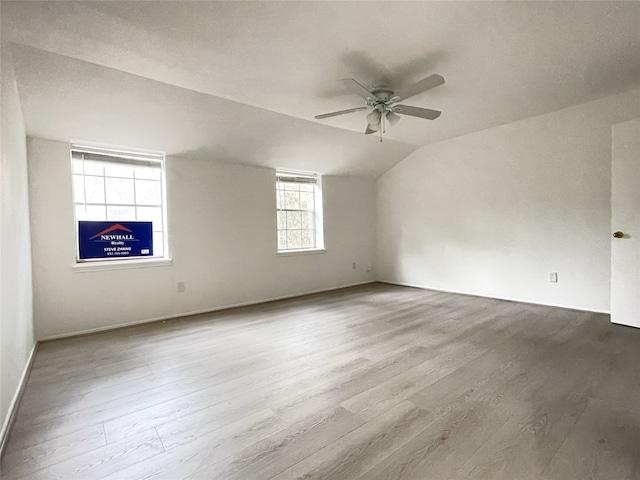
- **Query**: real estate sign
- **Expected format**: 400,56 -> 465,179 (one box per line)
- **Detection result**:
78,221 -> 153,260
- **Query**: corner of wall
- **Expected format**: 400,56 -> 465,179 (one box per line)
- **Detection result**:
1,41 -> 36,456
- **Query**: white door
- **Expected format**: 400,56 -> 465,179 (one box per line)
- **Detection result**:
611,118 -> 640,328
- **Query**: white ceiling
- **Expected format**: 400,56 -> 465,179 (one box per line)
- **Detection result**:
2,1 -> 640,176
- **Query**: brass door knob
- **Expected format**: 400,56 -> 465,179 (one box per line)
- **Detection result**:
613,231 -> 624,238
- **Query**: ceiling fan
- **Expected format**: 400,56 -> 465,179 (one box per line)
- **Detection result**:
315,74 -> 445,141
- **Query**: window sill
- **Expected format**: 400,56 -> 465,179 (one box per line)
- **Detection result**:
277,248 -> 326,257
72,258 -> 172,273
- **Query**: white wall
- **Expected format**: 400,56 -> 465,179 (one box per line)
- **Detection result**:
377,88 -> 640,312
0,47 -> 35,440
28,138 -> 376,339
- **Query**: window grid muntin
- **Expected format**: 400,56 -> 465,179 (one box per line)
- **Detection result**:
72,151 -> 167,259
73,176 -> 162,206
276,179 -> 317,251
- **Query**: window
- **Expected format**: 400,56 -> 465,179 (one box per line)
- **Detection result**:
71,143 -> 168,261
276,170 -> 324,252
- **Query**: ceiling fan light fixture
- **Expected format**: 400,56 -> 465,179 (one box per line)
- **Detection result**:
386,111 -> 401,126
366,109 -> 381,126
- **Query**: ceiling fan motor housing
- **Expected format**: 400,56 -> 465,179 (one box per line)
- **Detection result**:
367,89 -> 402,114
371,88 -> 394,100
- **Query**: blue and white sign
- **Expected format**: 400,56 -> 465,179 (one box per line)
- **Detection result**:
78,221 -> 153,260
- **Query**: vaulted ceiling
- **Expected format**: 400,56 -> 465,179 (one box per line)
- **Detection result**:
2,1 -> 640,176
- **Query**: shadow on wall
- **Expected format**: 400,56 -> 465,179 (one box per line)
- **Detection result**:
584,48 -> 640,97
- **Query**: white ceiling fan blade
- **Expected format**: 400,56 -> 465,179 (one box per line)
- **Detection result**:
314,106 -> 368,119
342,78 -> 378,101
396,74 -> 445,102
385,111 -> 401,126
394,105 -> 441,120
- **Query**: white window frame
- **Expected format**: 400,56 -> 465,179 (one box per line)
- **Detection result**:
276,170 -> 324,253
70,142 -> 170,264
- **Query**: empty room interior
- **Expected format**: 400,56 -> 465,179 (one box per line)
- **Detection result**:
1,1 -> 640,479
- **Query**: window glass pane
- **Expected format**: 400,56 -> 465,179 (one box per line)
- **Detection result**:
84,176 -> 105,203
302,230 -> 315,248
152,232 -> 164,256
73,147 -> 167,261
287,230 -> 302,249
277,211 -> 286,229
278,230 -> 287,250
75,204 -> 106,221
84,161 -> 103,176
105,177 -> 134,205
135,179 -> 161,205
107,205 -> 136,221
300,192 -> 314,211
73,175 -> 85,203
276,172 -> 320,252
276,189 -> 285,209
104,163 -> 134,178
136,206 -> 163,230
284,191 -> 299,210
286,211 -> 301,229
301,211 -> 315,229
135,166 -> 161,180
72,159 -> 84,174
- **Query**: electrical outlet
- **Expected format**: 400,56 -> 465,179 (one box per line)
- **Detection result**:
366,263 -> 372,272
177,281 -> 185,293
549,272 -> 558,283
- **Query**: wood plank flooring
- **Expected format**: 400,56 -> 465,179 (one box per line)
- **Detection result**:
2,283 -> 639,479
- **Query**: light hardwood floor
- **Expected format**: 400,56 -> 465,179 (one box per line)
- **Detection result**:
2,283 -> 639,479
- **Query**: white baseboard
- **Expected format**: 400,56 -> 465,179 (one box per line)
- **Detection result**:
378,280 -> 611,315
38,278 -> 610,341
39,280 -> 376,342
0,341 -> 38,459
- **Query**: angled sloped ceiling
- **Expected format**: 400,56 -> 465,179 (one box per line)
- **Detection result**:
9,44 -> 416,176
3,1 -> 640,175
